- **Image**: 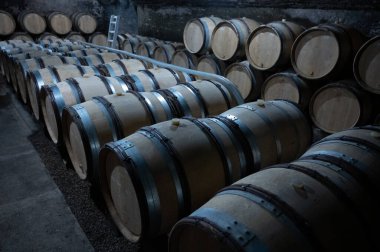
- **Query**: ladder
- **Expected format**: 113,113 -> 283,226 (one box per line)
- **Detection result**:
107,15 -> 120,48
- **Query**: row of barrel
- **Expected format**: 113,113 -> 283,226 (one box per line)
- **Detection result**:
2,38 -> 378,251
0,10 -> 98,36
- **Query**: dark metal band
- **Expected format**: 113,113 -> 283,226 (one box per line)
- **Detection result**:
96,75 -> 115,94
183,82 -> 209,116
92,97 -> 119,141
139,69 -> 160,90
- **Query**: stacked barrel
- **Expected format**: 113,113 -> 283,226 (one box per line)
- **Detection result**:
1,10 -> 379,252
0,10 -> 106,44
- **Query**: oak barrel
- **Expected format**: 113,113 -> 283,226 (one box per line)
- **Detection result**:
171,49 -> 198,69
183,16 -> 223,54
96,58 -> 148,77
196,54 -> 226,76
27,64 -> 99,120
211,18 -> 261,61
136,41 -> 158,58
153,44 -> 177,63
225,60 -> 264,101
18,10 -> 47,35
79,52 -> 124,66
262,71 -> 313,110
309,80 -> 373,133
41,59 -> 148,142
99,100 -> 311,242
118,33 -> 151,53
353,36 -> 380,94
47,11 -> 72,35
0,10 -> 16,36
89,32 -> 108,46
17,55 -> 81,103
246,20 -> 305,71
65,32 -> 87,42
72,12 -> 97,34
291,24 -> 365,81
9,32 -> 34,41
65,48 -> 104,57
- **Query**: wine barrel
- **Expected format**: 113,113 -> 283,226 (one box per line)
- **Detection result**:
79,52 -> 124,66
183,16 -> 224,54
225,61 -> 264,101
89,32 -> 109,46
353,36 -> 380,94
37,32 -> 59,42
262,71 -> 313,110
65,48 -> 104,57
246,20 -> 305,71
17,55 -> 81,103
0,10 -> 16,36
63,79 -> 238,181
136,41 -> 158,57
2,45 -> 43,83
71,12 -> 97,34
8,32 -> 34,41
119,34 -> 151,53
41,59 -> 148,142
301,126 -> 380,195
96,59 -> 148,77
196,54 -> 226,76
9,50 -> 55,93
39,38 -> 70,47
171,49 -> 198,69
291,24 -> 365,81
309,80 -> 373,133
48,44 -> 85,53
99,99 -> 311,242
27,64 -> 100,120
169,159 -> 374,251
41,75 -> 132,143
18,11 -> 47,35
47,11 -> 72,35
153,44 -> 177,63
65,32 -> 87,42
212,18 -> 261,61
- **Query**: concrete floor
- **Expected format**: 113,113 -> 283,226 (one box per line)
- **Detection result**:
0,77 -> 94,251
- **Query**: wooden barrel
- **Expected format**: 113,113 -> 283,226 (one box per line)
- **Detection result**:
118,34 -> 151,53
63,79 -> 238,182
99,99 -> 311,242
291,24 -> 365,81
65,48 -> 104,57
2,45 -> 43,83
37,32 -> 59,42
62,91 -> 174,180
41,75 -> 132,143
171,49 -> 198,69
17,55 -> 81,103
9,32 -> 34,41
39,39 -> 70,47
196,54 -> 226,76
40,59 -> 148,142
10,50 -> 55,93
211,18 -> 261,61
169,140 -> 377,252
0,10 -> 16,36
246,20 -> 305,71
225,61 -> 264,101
89,32 -> 109,46
71,12 -> 97,34
262,71 -> 313,110
183,16 -> 224,54
153,44 -> 177,63
47,11 -> 72,35
48,44 -> 85,53
136,41 -> 158,57
18,11 -> 47,35
301,126 -> 380,194
79,52 -> 124,66
309,80 -> 373,133
65,32 -> 87,42
27,64 -> 98,120
353,36 -> 380,94
96,59 -> 148,77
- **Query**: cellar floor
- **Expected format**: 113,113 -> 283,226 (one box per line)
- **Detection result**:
0,76 -> 94,251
